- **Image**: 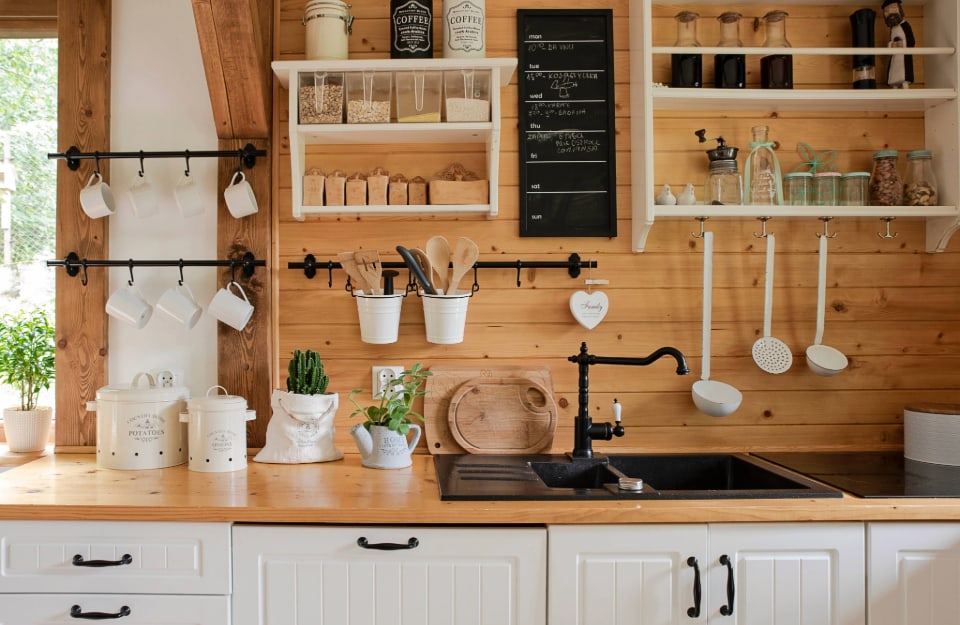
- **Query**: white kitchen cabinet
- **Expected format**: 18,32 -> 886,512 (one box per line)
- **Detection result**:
628,0 -> 960,252
549,522 -> 865,625
868,522 -> 960,625
0,521 -> 232,625
272,58 -> 517,220
232,525 -> 547,625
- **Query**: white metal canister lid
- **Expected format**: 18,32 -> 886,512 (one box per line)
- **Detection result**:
186,385 -> 249,413
95,372 -> 188,404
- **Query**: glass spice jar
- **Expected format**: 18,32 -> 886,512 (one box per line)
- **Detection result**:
813,171 -> 841,206
760,10 -> 793,89
903,150 -> 939,206
671,11 -> 702,88
839,172 -> 870,206
783,172 -> 812,205
714,11 -> 745,89
869,150 -> 903,206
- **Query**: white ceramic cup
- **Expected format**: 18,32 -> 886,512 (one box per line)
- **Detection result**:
127,175 -> 158,218
106,284 -> 153,329
223,171 -> 259,218
156,283 -> 202,330
208,280 -> 254,331
79,172 -> 116,219
174,174 -> 204,218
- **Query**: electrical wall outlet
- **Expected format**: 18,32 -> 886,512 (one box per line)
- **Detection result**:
153,369 -> 183,388
372,365 -> 404,398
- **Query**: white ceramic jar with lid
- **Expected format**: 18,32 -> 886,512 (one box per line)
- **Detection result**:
180,386 -> 255,472
443,0 -> 485,58
303,0 -> 354,60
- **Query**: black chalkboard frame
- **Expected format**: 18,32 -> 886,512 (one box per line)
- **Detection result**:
516,8 -> 617,238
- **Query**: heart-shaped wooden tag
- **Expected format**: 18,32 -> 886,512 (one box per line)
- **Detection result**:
569,290 -> 609,330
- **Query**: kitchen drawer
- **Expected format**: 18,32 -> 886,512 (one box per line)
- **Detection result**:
0,521 -> 230,595
0,593 -> 229,624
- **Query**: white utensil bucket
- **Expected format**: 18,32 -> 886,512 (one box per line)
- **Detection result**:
356,293 -> 403,344
422,290 -> 471,344
180,386 -> 255,472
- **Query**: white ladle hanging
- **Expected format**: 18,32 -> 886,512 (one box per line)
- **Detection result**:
806,231 -> 849,376
752,232 -> 793,374
692,231 -> 742,416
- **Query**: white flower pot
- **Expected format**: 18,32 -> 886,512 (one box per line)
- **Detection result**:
3,406 -> 52,452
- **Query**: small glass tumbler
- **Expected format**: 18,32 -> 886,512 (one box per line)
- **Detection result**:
840,172 -> 870,206
783,172 -> 812,205
813,171 -> 841,206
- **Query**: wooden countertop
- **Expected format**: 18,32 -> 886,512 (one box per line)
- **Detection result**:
1,453 -> 960,524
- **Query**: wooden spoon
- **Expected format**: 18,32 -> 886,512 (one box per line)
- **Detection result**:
338,251 -> 370,292
354,250 -> 382,295
425,235 -> 450,294
448,237 -> 479,294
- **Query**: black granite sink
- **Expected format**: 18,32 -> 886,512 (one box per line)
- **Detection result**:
434,453 -> 842,501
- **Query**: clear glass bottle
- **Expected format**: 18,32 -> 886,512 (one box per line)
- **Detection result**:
714,12 -> 745,89
783,172 -> 812,205
813,171 -> 841,206
761,10 -> 793,89
840,172 -> 870,206
671,11 -> 702,88
903,150 -> 939,206
869,150 -> 902,206
745,125 -> 780,205
850,9 -> 877,89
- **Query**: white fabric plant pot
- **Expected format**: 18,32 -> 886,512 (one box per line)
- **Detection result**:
254,390 -> 343,464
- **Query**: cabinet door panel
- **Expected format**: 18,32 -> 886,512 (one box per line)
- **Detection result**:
868,522 -> 960,625
548,524 -> 709,625
233,526 -> 546,625
0,594 -> 228,625
708,523 -> 865,625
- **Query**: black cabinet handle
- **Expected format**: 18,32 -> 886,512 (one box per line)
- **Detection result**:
71,554 -> 133,568
70,605 -> 131,620
719,554 -> 735,616
357,537 -> 419,551
686,556 -> 702,618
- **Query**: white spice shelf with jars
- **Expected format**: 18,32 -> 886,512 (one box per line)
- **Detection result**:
628,0 -> 960,252
272,58 -> 517,220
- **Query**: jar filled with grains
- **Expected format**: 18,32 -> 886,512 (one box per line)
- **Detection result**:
444,69 -> 491,122
783,172 -> 811,205
869,150 -> 902,206
298,72 -> 344,124
346,71 -> 392,123
812,171 -> 840,206
903,150 -> 939,206
839,172 -> 870,206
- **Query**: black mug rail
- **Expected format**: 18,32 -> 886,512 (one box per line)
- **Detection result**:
72,553 -> 133,568
289,253 -> 597,288
47,252 -> 265,286
48,144 -> 266,172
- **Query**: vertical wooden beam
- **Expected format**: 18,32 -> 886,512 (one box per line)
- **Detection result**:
216,0 -> 272,447
55,0 -> 110,448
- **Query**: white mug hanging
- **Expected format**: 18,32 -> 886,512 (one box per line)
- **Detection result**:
569,266 -> 609,330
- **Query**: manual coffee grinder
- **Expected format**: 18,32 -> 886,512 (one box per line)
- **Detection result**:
696,129 -> 743,205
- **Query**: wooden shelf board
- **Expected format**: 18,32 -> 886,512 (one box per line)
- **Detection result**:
297,123 -> 492,145
651,88 -> 957,112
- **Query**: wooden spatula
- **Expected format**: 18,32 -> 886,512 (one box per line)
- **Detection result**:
338,251 -> 370,292
354,250 -> 382,295
448,237 -> 479,294
425,235 -> 450,294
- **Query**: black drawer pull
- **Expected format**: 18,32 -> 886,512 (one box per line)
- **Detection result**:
719,554 -> 735,616
72,554 -> 133,568
686,556 -> 701,618
357,537 -> 419,551
70,605 -> 131,620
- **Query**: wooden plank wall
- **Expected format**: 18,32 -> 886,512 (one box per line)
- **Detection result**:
274,0 -> 959,454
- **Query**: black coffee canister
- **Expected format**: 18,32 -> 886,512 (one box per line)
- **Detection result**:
391,0 -> 433,58
850,8 -> 877,89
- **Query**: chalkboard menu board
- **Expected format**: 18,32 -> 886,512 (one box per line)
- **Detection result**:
517,9 -> 616,238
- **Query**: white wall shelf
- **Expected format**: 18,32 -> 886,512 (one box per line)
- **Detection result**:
273,58 -> 517,220
629,0 -> 960,252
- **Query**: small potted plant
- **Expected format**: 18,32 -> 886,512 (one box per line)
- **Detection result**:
253,348 -> 343,464
348,362 -> 431,469
0,308 -> 55,452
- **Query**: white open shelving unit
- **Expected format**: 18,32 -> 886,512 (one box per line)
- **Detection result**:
628,0 -> 960,252
272,58 -> 517,220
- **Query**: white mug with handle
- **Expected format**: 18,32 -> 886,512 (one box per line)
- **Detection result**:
208,280 -> 254,331
79,172 -> 116,219
105,283 -> 152,329
156,283 -> 202,330
223,170 -> 259,218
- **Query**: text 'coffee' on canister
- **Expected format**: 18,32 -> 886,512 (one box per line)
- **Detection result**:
443,0 -> 485,58
391,0 -> 432,58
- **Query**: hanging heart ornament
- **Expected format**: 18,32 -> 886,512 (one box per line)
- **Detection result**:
569,290 -> 609,330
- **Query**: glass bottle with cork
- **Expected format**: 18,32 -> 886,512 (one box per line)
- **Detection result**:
714,12 -> 745,89
671,10 -> 702,88
760,10 -> 793,89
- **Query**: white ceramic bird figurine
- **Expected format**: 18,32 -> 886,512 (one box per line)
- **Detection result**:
655,183 -> 677,205
677,182 -> 697,205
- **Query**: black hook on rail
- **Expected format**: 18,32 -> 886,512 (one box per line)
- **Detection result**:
49,144 -> 267,172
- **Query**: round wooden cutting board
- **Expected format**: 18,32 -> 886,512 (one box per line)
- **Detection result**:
446,377 -> 557,454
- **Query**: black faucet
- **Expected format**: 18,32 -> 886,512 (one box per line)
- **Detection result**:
567,341 -> 690,459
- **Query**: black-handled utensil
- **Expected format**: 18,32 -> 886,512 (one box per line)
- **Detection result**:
396,245 -> 436,295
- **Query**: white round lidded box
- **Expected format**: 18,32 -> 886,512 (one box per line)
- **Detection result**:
904,403 -> 960,466
89,371 -> 189,470
180,386 -> 255,472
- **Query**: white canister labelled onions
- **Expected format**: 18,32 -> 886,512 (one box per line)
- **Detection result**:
304,0 -> 354,60
180,386 -> 255,472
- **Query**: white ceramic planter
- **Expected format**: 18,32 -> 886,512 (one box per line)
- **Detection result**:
3,406 -> 52,452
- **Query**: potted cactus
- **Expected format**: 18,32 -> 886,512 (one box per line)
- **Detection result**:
253,349 -> 343,464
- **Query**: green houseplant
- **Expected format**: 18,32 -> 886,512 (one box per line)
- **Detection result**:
0,308 -> 56,452
254,348 -> 342,464
347,363 -> 431,470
